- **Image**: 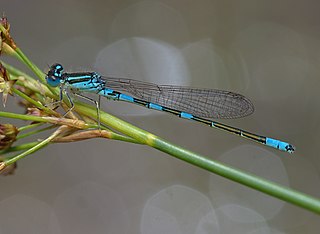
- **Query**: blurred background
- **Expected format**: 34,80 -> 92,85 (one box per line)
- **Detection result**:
1,0 -> 320,233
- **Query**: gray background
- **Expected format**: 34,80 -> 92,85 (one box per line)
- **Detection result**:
1,0 -> 320,233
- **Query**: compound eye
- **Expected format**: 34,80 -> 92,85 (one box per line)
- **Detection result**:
51,63 -> 64,77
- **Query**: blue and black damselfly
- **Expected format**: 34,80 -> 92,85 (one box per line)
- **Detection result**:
45,63 -> 295,153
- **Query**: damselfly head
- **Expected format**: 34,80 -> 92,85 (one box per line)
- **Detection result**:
46,63 -> 64,87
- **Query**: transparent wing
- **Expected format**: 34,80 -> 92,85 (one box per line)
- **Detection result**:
102,77 -> 254,119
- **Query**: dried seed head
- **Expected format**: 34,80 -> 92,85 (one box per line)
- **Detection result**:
0,158 -> 17,176
0,63 -> 15,106
27,107 -> 47,117
0,15 -> 9,31
0,124 -> 19,150
0,16 -> 16,51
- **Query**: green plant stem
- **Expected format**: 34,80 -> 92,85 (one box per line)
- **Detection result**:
74,103 -> 320,214
1,61 -> 38,82
17,125 -> 56,140
4,126 -> 66,165
0,111 -> 87,128
0,142 -> 39,154
53,129 -> 140,144
0,111 -> 52,123
12,88 -> 59,116
108,132 -> 141,143
14,49 -> 46,83
0,111 -> 139,144
0,60 -> 59,99
12,48 -> 58,97
1,61 -> 57,99
18,123 -> 44,132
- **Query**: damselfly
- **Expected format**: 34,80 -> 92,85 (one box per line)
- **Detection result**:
45,63 -> 295,153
